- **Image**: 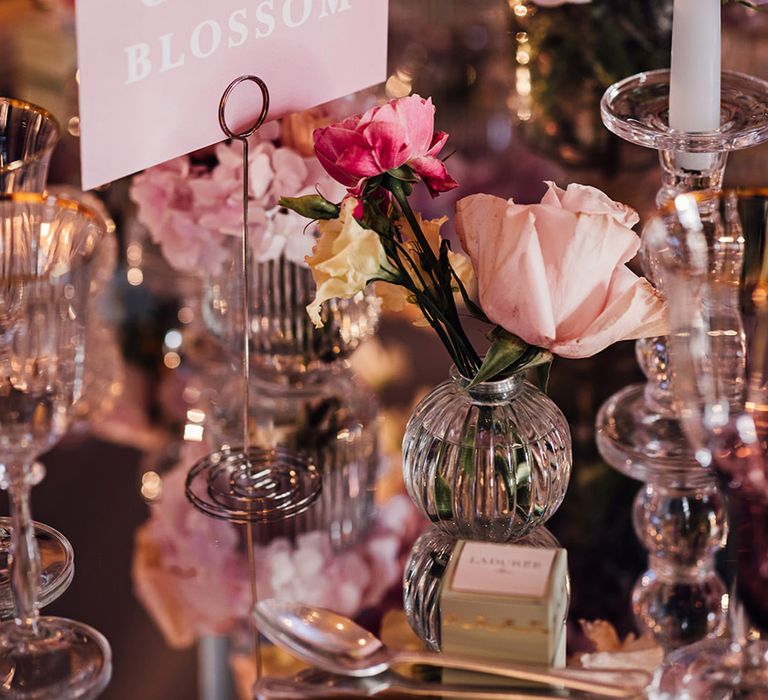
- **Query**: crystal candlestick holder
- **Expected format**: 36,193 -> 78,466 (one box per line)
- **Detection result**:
595,68 -> 768,650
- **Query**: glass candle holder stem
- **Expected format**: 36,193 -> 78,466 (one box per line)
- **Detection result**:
596,67 -> 768,649
656,150 -> 728,206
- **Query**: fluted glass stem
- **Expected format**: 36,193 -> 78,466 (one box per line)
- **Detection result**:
7,462 -> 40,636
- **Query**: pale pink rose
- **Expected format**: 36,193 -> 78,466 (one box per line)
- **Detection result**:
455,182 -> 668,358
313,94 -> 458,197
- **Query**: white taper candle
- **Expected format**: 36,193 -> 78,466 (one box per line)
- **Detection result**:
668,0 -> 721,171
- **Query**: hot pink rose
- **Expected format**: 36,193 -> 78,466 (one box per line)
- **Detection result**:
455,182 -> 668,358
313,95 -> 458,197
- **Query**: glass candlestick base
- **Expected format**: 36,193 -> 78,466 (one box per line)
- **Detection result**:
652,638 -> 768,699
596,360 -> 729,649
0,617 -> 112,699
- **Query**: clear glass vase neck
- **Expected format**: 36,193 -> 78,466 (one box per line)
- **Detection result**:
449,365 -> 524,403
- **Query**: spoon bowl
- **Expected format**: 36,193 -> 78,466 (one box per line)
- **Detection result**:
253,599 -> 390,676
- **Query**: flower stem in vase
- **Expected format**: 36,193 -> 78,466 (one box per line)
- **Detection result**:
385,177 -> 481,378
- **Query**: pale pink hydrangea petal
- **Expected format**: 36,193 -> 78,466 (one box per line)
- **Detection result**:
270,148 -> 309,200
249,145 -> 276,200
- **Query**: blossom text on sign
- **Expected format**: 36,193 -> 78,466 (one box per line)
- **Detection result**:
125,1 -> 352,84
75,0 -> 386,189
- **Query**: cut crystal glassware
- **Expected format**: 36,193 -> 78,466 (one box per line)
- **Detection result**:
0,98 -> 60,194
0,193 -> 112,698
402,367 -> 572,542
199,247 -> 381,548
646,189 -> 768,697
0,102 -> 78,621
205,362 -> 379,549
202,253 -> 379,374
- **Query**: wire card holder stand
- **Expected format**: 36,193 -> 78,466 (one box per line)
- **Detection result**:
185,75 -> 322,683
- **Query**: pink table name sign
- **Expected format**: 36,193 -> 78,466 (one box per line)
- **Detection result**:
75,0 -> 389,189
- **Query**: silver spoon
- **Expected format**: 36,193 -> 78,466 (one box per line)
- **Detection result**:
253,600 -> 649,698
257,668 -> 571,698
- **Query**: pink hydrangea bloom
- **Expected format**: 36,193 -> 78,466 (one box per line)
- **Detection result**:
133,449 -> 425,648
129,126 -> 344,274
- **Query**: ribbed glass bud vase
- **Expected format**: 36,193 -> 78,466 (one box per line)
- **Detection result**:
403,525 -> 564,651
203,252 -> 379,372
402,368 -> 572,541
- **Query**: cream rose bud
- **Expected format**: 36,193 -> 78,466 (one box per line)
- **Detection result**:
306,198 -> 392,327
455,182 -> 668,359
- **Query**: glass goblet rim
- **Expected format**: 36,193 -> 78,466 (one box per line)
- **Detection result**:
0,97 -> 61,175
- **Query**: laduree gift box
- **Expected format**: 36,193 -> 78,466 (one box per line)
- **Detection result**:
437,539 -> 569,676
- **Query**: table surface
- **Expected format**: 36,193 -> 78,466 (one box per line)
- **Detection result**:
3,2 -> 768,698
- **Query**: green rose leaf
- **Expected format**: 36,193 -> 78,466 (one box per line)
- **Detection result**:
468,328 -> 529,387
513,348 -> 553,392
279,194 -> 340,220
469,328 -> 553,389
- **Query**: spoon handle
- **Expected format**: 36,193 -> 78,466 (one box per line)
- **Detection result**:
384,682 -> 574,699
257,677 -> 575,699
389,651 -> 647,698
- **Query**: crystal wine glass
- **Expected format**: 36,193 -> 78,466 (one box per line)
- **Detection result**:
0,97 -> 78,619
645,189 -> 768,697
0,98 -> 60,193
0,193 -> 111,698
